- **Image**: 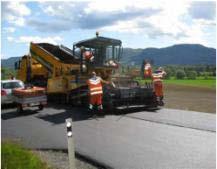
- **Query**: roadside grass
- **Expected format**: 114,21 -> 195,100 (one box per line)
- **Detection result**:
164,77 -> 216,89
2,141 -> 51,169
136,76 -> 216,89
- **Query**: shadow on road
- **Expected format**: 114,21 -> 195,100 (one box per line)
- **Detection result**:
1,110 -> 39,120
36,106 -> 103,124
1,103 -> 17,109
36,104 -> 159,125
113,107 -> 159,115
1,102 -> 159,124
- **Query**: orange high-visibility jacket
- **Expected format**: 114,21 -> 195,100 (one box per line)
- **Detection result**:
144,63 -> 152,78
87,77 -> 103,96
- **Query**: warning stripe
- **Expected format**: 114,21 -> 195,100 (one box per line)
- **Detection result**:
90,87 -> 102,91
90,91 -> 103,95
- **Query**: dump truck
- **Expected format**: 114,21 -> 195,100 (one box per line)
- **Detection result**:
15,33 -> 159,111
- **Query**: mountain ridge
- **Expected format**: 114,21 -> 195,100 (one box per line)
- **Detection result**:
120,43 -> 216,66
1,44 -> 216,69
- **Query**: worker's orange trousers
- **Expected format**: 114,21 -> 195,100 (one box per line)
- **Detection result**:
154,81 -> 163,97
89,94 -> 102,106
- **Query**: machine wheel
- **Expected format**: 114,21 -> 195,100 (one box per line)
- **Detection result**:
38,105 -> 44,110
17,105 -> 23,114
104,101 -> 116,114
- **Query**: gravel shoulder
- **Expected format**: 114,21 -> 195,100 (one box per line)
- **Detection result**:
35,150 -> 100,169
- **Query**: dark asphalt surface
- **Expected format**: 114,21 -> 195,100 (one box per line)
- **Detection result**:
126,108 -> 216,132
2,104 -> 216,169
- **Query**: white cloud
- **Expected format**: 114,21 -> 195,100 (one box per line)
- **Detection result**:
2,0 -> 216,47
99,0 -> 190,37
7,36 -> 63,45
147,1 -> 190,35
13,17 -> 26,27
193,19 -> 216,26
34,1 -> 161,32
100,18 -> 149,34
2,2 -> 31,26
4,1 -> 31,17
101,0 -> 215,47
177,27 -> 206,45
3,27 -> 16,33
7,36 -> 14,42
86,0 -> 189,37
84,0 -> 160,13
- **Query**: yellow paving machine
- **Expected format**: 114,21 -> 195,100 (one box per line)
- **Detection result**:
15,33 -> 159,110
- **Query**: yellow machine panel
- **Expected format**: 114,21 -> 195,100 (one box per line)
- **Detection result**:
47,77 -> 68,93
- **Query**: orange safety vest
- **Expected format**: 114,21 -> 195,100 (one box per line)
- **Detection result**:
144,63 -> 152,78
87,77 -> 103,95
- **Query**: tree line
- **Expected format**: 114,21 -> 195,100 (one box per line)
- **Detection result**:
1,67 -> 16,80
163,65 -> 216,79
120,65 -> 216,80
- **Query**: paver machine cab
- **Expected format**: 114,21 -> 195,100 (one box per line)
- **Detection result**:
72,32 -> 158,111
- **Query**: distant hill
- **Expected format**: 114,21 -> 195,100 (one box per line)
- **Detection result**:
1,44 -> 216,69
1,57 -> 21,69
121,48 -> 143,65
121,44 -> 216,66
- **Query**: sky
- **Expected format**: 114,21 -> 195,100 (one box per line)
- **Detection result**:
1,0 -> 216,59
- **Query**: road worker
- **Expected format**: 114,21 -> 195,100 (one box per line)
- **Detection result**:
83,50 -> 95,72
84,51 -> 94,62
143,60 -> 152,79
87,71 -> 110,114
152,67 -> 166,105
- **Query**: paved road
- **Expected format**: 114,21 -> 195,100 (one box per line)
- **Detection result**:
2,105 -> 216,169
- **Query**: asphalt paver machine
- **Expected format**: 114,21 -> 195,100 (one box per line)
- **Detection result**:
71,33 -> 158,111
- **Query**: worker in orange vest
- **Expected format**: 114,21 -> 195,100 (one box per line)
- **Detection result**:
87,71 -> 110,114
152,67 -> 166,105
84,51 -> 94,62
143,61 -> 152,79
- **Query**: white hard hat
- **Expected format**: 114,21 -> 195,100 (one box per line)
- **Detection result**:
158,67 -> 163,71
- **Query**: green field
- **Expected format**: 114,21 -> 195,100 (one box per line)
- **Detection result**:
2,141 -> 51,169
136,77 -> 216,89
164,77 -> 216,89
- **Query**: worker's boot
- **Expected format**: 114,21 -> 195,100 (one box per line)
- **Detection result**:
97,105 -> 104,116
159,96 -> 164,106
88,104 -> 94,113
